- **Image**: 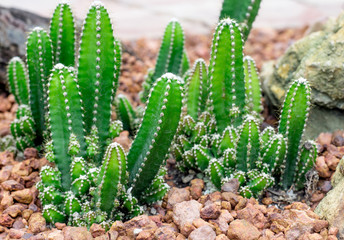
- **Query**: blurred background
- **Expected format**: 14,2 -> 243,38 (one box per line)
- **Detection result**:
1,0 -> 344,40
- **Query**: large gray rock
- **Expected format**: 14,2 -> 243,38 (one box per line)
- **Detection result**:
0,6 -> 49,91
262,12 -> 344,139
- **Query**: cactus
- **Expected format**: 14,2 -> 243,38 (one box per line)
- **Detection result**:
50,2 -> 75,66
7,57 -> 29,105
174,76 -> 313,197
184,59 -> 209,120
278,78 -> 311,189
77,1 -> 119,162
115,94 -> 139,135
140,19 -> 185,101
219,0 -> 262,40
209,19 -> 246,131
26,27 -> 53,143
127,73 -> 183,198
243,56 -> 262,115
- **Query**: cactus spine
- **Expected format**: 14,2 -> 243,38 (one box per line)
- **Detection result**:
50,2 -> 75,66
7,57 -> 29,105
77,1 -> 118,162
26,27 -> 53,143
219,0 -> 262,40
209,19 -> 246,131
278,78 -> 311,189
128,73 -> 182,198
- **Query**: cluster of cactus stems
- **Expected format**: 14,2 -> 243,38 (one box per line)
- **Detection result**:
219,0 -> 262,41
172,18 -> 316,197
5,1 -> 183,227
4,0 -> 319,228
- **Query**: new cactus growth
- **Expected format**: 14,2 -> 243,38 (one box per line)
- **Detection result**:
50,2 -> 75,66
209,19 -> 246,131
219,0 -> 262,40
140,19 -> 185,101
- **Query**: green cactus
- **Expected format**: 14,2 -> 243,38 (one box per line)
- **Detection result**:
128,73 -> 182,198
115,94 -> 138,135
278,78 -> 311,189
7,57 -> 29,105
184,59 -> 209,120
243,56 -> 262,115
26,27 -> 53,143
209,19 -> 246,131
219,0 -> 262,40
77,1 -> 119,162
50,2 -> 75,66
140,19 -> 185,101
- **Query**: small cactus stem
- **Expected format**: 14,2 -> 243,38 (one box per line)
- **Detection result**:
64,193 -> 82,217
191,122 -> 206,143
192,145 -> 210,171
127,73 -> 183,198
15,136 -> 33,152
70,157 -> 86,181
247,172 -> 274,195
209,19 -> 246,131
259,134 -> 286,173
97,142 -> 127,214
43,204 -> 67,224
152,19 -> 185,81
15,105 -> 32,119
260,126 -> 275,149
77,2 -> 117,162
184,58 -> 209,120
295,141 -> 317,190
26,27 -> 53,142
115,94 -> 136,134
10,116 -> 35,140
239,185 -> 253,198
141,168 -> 169,203
48,64 -> 85,190
223,148 -> 236,169
181,50 -> 190,75
40,165 -> 62,189
209,158 -> 225,190
109,120 -> 123,139
219,126 -> 237,154
7,57 -> 29,105
243,56 -> 262,114
278,78 -> 311,189
236,116 -> 260,172
219,0 -> 262,40
50,2 -> 75,66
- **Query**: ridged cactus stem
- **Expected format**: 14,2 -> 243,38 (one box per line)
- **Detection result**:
209,19 -> 246,131
278,78 -> 311,189
26,27 -> 53,143
243,56 -> 262,114
50,2 -> 76,66
77,1 -> 118,163
184,59 -> 208,120
219,0 -> 262,40
97,142 -> 127,214
47,64 -> 85,190
7,57 -> 29,105
127,73 -> 182,198
152,19 -> 185,81
295,141 -> 317,190
236,116 -> 260,172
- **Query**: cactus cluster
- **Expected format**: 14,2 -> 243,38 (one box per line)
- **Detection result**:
5,1 -> 183,227
172,19 -> 316,197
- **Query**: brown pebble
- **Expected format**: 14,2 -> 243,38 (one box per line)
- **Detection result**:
262,197 -> 273,205
1,180 -> 24,191
55,222 -> 67,230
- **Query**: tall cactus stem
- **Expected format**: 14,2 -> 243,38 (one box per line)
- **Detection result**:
209,19 -> 245,131
127,73 -> 182,198
278,78 -> 311,189
7,57 -> 29,105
